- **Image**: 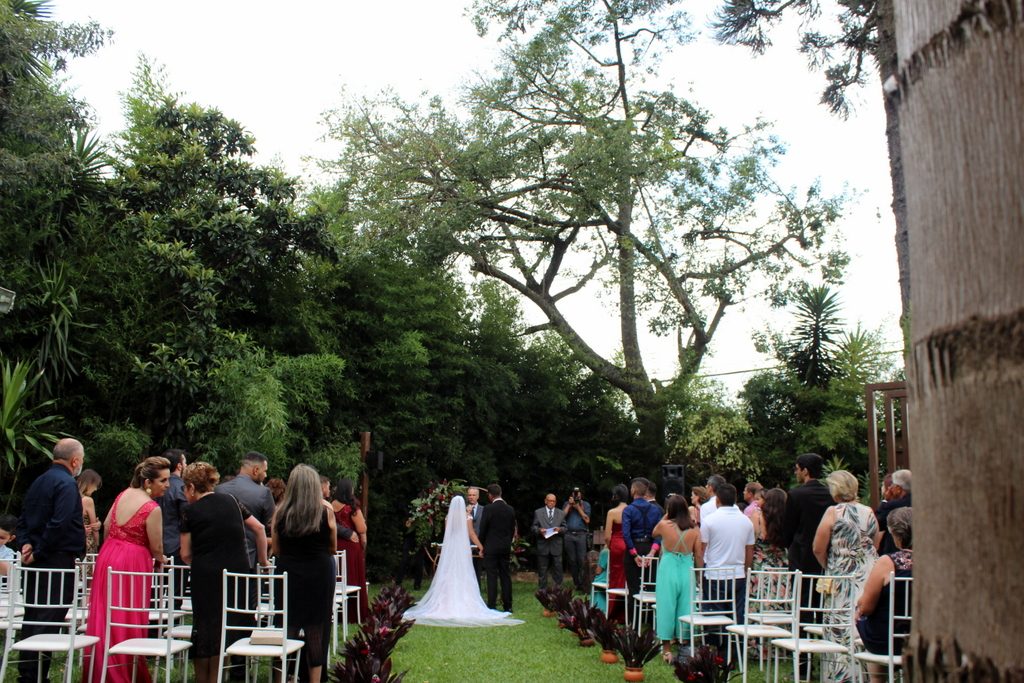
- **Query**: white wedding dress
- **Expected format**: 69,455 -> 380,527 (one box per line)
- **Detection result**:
404,496 -> 523,627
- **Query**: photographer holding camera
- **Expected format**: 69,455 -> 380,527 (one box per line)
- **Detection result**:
562,486 -> 592,592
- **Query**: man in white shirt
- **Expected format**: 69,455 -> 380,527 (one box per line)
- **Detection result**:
700,474 -> 726,521
700,482 -> 755,626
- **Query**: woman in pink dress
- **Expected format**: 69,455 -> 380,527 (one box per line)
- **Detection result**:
330,478 -> 368,623
83,457 -> 171,683
604,484 -> 629,622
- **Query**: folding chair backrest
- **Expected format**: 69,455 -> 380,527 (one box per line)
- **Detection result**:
0,557 -> 20,621
794,573 -> 857,634
691,565 -> 742,619
221,570 -> 290,655
105,567 -> 162,630
888,574 -> 913,652
13,565 -> 82,629
335,550 -> 348,587
105,566 -> 186,666
639,556 -> 659,592
746,567 -> 799,623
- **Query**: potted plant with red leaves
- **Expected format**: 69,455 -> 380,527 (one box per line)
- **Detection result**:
613,626 -> 661,681
331,653 -> 406,683
555,598 -> 595,646
370,583 -> 415,624
673,645 -> 735,683
546,585 -> 574,618
588,608 -> 621,663
535,587 -> 557,617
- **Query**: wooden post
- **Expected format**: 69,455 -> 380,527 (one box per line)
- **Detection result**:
359,431 -> 371,514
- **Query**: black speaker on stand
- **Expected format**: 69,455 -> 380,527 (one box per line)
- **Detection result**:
661,464 -> 685,505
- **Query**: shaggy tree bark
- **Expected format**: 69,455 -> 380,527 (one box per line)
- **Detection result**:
895,0 -> 1024,678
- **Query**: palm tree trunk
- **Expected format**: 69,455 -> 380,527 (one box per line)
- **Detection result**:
895,1 -> 1024,678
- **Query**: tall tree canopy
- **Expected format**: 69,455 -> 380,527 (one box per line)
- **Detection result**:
326,0 -> 846,461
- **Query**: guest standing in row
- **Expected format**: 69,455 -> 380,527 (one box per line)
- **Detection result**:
604,484 -> 629,621
156,449 -> 188,570
648,495 -> 700,663
84,456 -> 171,683
180,462 -> 268,683
331,478 -> 368,622
813,470 -> 878,682
217,451 -> 275,569
273,465 -> 337,683
562,487 -> 591,592
621,478 -> 662,615
689,486 -> 709,527
78,469 -> 103,555
16,439 -> 86,683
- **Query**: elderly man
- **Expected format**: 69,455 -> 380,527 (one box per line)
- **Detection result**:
876,469 -> 912,555
15,438 -> 87,683
531,493 -> 566,590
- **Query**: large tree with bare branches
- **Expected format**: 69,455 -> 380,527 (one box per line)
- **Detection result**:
326,0 -> 845,460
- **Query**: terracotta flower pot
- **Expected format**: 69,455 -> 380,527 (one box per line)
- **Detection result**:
542,609 -> 555,618
600,649 -> 619,664
578,637 -> 595,647
623,666 -> 645,682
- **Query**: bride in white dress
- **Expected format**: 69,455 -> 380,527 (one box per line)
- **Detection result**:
404,495 -> 522,627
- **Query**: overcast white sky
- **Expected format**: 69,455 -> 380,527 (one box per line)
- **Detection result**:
49,0 -> 903,396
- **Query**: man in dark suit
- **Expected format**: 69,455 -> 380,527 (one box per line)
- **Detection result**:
783,452 -> 834,573
478,483 -> 516,612
782,452 -> 834,678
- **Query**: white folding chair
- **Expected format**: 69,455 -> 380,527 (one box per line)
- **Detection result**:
216,570 -> 303,683
0,564 -> 98,683
854,573 -> 912,683
770,573 -> 858,683
164,562 -> 193,641
101,567 -> 192,683
726,568 -> 799,682
632,556 -> 659,629
332,550 -> 361,651
679,565 -> 741,658
0,556 -> 23,624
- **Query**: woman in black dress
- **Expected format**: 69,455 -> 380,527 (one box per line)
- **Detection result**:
272,465 -> 337,683
180,462 -> 269,683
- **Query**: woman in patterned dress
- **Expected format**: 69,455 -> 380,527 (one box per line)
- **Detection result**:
750,487 -> 789,611
813,470 -> 879,682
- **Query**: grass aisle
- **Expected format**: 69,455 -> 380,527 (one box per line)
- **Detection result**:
387,579 -> 770,683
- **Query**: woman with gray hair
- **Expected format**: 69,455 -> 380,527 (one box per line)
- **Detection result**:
812,470 -> 879,682
856,507 -> 913,682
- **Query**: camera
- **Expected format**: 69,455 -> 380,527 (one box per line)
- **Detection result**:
569,487 -> 581,503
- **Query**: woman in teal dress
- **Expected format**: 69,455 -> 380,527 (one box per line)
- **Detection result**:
646,494 -> 701,663
590,547 -> 609,612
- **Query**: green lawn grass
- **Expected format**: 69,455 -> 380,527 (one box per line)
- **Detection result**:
387,578 -> 776,683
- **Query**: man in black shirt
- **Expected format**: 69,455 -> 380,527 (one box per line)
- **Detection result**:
15,438 -> 86,683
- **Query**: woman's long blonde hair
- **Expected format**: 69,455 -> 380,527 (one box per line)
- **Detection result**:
274,464 -> 324,537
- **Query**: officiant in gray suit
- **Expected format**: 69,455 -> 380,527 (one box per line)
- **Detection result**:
531,493 -> 566,589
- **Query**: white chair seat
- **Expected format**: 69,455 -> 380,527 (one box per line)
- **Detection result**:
606,588 -> 628,597
13,634 -> 99,651
802,624 -> 824,636
592,581 -> 609,590
681,614 -> 736,627
854,651 -> 902,666
226,637 -> 304,657
770,637 -> 849,654
110,638 -> 191,656
726,624 -> 790,638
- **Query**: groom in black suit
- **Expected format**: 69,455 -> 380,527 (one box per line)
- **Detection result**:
478,483 -> 516,612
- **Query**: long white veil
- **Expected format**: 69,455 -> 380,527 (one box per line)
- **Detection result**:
404,495 -> 522,627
